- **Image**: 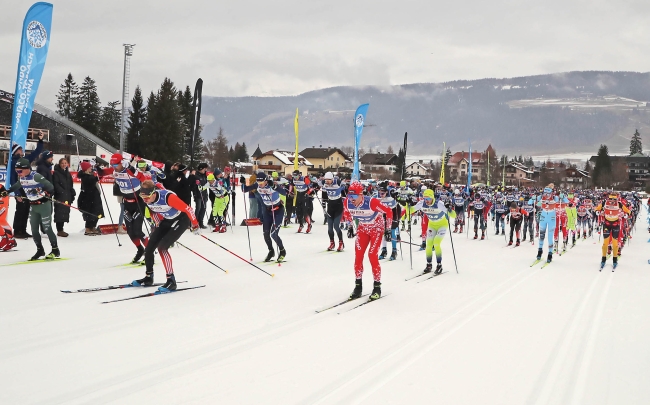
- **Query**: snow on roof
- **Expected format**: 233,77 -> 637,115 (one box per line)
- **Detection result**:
271,150 -> 314,167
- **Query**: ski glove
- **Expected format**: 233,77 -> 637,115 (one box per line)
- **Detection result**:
384,228 -> 391,242
191,226 -> 201,236
0,190 -> 7,198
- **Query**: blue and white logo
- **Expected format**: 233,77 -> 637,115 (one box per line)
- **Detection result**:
26,21 -> 47,48
0,168 -> 6,183
355,113 -> 364,128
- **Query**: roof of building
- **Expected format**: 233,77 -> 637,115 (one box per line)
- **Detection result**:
406,162 -> 430,171
359,153 -> 398,165
258,150 -> 314,167
507,161 -> 534,174
299,147 -> 350,160
448,151 -> 484,165
252,145 -> 264,159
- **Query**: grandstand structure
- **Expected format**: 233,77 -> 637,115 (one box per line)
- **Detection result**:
0,89 -> 116,168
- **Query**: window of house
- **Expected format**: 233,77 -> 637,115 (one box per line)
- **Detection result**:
337,157 -> 340,161
461,164 -> 466,169
267,160 -> 273,165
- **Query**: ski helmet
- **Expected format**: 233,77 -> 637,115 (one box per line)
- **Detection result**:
348,181 -> 363,196
423,189 -> 435,199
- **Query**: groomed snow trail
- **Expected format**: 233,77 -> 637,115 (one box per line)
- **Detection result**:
1,185 -> 649,405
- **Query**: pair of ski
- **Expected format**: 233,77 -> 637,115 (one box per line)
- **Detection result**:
405,270 -> 448,283
530,259 -> 552,269
7,257 -> 68,266
600,263 -> 617,272
315,293 -> 390,314
61,281 -> 205,303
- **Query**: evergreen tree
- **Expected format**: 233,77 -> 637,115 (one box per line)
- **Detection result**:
630,129 -> 643,155
75,76 -> 102,134
177,86 -> 194,162
593,144 -> 612,187
203,127 -> 230,169
394,146 -> 406,180
97,100 -> 121,146
140,78 -> 183,162
125,86 -> 146,156
55,73 -> 78,119
386,145 -> 394,154
228,146 -> 235,161
238,142 -> 249,162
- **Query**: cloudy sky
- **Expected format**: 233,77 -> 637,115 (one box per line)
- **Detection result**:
2,0 -> 650,109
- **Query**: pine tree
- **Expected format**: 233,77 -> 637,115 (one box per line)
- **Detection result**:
97,100 -> 121,146
386,145 -> 394,154
239,142 -> 249,162
629,129 -> 643,155
177,86 -> 194,162
203,127 -> 230,169
75,76 -> 102,134
126,86 -> 146,156
593,144 -> 612,187
140,78 -> 183,162
394,146 -> 406,180
55,73 -> 78,119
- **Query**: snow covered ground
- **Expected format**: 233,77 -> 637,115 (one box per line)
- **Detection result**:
1,185 -> 650,404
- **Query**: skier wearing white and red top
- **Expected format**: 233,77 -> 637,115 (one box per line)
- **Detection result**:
132,180 -> 200,292
343,181 -> 393,301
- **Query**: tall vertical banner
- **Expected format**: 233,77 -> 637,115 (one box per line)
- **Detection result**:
352,103 -> 369,181
401,132 -> 407,180
439,142 -> 445,184
293,108 -> 299,205
466,140 -> 472,193
6,2 -> 53,187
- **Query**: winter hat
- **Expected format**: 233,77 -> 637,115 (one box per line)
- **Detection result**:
197,162 -> 209,171
324,172 -> 334,180
177,164 -> 188,172
11,143 -> 22,155
80,161 -> 92,172
207,173 -> 215,181
213,168 -> 222,176
255,171 -> 267,182
42,150 -> 54,160
15,158 -> 30,169
110,153 -> 123,165
224,166 -> 231,172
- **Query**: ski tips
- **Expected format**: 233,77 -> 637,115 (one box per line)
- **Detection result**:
271,273 -> 276,278
60,290 -> 71,293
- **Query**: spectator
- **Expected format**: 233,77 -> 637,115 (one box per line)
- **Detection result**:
172,164 -> 192,205
10,132 -> 44,239
77,161 -> 104,235
194,163 -> 209,228
52,158 -> 75,237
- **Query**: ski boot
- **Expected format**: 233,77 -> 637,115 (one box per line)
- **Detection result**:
297,224 -> 304,233
30,246 -> 45,261
474,232 -> 478,240
305,223 -> 312,234
220,224 -> 227,233
434,263 -> 443,275
132,271 -> 154,287
423,263 -> 433,273
612,257 -> 618,271
401,221 -> 405,231
453,225 -> 457,233
132,245 -> 145,264
536,248 -> 543,261
264,249 -> 275,262
158,274 -> 177,292
508,240 -> 513,246
547,252 -> 553,263
46,246 -> 60,259
327,240 -> 336,251
389,250 -> 397,261
369,281 -> 381,301
459,225 -> 464,233
515,239 -> 520,247
481,231 -> 485,240
350,279 -> 362,299
600,257 -> 606,271
495,229 -> 500,235
521,236 -> 526,242
419,241 -> 426,251
337,240 -> 345,252
572,236 -> 576,247
277,248 -> 286,263
379,247 -> 388,260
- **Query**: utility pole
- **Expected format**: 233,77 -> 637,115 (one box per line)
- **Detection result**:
120,44 -> 135,153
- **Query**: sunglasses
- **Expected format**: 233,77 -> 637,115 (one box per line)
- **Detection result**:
424,197 -> 433,203
139,189 -> 156,198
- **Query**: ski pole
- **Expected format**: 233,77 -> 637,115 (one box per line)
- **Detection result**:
446,214 -> 459,274
407,201 -> 413,270
200,235 -> 275,277
241,187 -> 253,260
43,196 -> 103,219
390,238 -> 421,247
176,241 -> 228,273
95,176 -> 122,246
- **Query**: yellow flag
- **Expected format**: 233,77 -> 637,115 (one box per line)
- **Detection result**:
293,108 -> 299,205
439,142 -> 445,184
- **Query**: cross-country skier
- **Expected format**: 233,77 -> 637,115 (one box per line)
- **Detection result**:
469,192 -> 488,240
594,192 -> 630,270
4,158 -> 59,260
293,170 -> 312,233
507,202 -> 529,246
413,188 -> 456,274
535,184 -> 567,263
320,172 -> 346,252
131,180 -> 200,291
344,181 -> 393,301
207,173 -> 230,233
100,154 -> 149,263
243,172 -> 287,262
451,188 -> 467,233
0,184 -> 17,251
377,181 -> 401,261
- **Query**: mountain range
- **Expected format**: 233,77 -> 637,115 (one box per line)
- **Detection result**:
200,71 -> 650,157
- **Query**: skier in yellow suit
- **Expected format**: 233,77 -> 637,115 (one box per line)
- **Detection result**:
414,187 -> 456,275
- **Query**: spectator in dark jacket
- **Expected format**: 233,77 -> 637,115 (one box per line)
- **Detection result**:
10,132 -> 44,238
35,150 -> 54,185
77,162 -> 104,235
171,164 -> 192,205
52,158 -> 75,237
194,163 -> 209,228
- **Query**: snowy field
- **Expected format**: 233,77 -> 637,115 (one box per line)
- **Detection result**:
1,184 -> 650,405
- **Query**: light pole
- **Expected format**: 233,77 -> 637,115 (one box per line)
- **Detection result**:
120,44 -> 135,153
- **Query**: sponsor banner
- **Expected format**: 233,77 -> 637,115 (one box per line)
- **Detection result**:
70,171 -> 114,184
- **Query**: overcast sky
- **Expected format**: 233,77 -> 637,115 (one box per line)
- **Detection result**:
2,0 -> 650,109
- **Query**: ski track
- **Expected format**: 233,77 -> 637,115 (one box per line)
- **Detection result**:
1,185 -> 648,404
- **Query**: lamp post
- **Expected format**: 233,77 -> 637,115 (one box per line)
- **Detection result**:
120,44 -> 135,154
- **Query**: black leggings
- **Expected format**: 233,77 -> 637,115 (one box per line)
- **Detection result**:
145,214 -> 190,274
327,211 -> 343,242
